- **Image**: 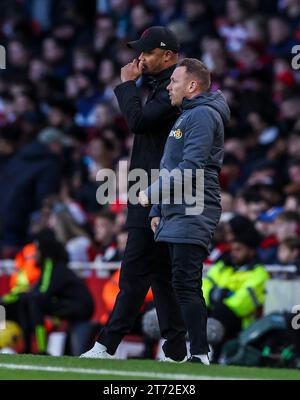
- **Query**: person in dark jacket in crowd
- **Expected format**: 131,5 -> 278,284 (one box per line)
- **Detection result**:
0,127 -> 68,256
18,229 -> 94,354
81,27 -> 187,361
139,58 -> 230,364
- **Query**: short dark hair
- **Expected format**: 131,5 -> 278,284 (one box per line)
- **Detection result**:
35,229 -> 69,264
96,210 -> 116,223
281,237 -> 300,252
177,58 -> 211,91
276,211 -> 300,223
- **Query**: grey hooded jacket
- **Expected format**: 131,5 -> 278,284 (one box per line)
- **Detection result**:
145,90 -> 230,251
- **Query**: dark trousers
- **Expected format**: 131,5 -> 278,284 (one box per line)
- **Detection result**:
98,228 -> 187,360
168,243 -> 209,355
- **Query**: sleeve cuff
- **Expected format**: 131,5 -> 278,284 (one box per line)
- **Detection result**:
149,204 -> 161,219
114,80 -> 137,96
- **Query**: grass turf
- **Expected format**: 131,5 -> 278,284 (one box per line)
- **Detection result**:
0,354 -> 299,380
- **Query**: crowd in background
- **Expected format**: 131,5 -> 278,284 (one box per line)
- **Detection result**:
0,0 -> 299,270
0,0 -> 299,361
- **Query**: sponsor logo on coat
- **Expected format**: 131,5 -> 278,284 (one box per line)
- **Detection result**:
169,128 -> 183,139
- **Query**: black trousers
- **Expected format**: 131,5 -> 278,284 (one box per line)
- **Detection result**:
168,243 -> 209,355
98,228 -> 187,360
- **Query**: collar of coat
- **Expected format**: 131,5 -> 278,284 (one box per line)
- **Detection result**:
146,64 -> 177,87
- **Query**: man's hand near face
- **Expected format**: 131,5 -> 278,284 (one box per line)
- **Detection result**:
138,190 -> 149,207
120,59 -> 144,82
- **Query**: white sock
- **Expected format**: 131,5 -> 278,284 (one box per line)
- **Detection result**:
193,354 -> 210,365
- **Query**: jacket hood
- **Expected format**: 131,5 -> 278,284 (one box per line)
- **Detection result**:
182,90 -> 230,124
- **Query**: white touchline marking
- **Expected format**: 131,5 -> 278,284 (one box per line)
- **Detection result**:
0,363 -> 250,380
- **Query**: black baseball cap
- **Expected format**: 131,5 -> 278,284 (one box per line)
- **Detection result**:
127,26 -> 179,53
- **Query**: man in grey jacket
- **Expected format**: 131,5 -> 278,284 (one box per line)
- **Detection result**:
139,58 -> 230,364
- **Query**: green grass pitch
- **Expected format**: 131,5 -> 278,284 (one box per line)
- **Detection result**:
0,354 -> 299,380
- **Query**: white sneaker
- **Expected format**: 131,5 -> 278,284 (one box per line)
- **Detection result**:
159,355 -> 188,363
189,354 -> 210,365
79,342 -> 116,359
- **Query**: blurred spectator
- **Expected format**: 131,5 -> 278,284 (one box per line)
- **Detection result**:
104,0 -> 131,39
274,210 -> 300,243
48,204 -> 92,262
97,58 -> 121,103
203,224 -> 269,361
0,243 -> 40,309
287,131 -> 300,159
220,153 -> 242,194
223,214 -> 252,244
277,237 -> 300,276
113,228 -> 128,261
72,47 -> 96,73
0,124 -> 20,170
201,36 -> 229,82
246,111 -> 279,153
255,207 -> 283,264
114,207 -> 128,234
280,95 -> 300,135
42,36 -> 71,80
89,103 -> 116,131
221,191 -> 234,214
244,15 -> 267,44
249,182 -> 283,208
224,138 -> 246,162
218,0 -> 251,53
18,229 -> 94,354
234,189 -> 268,221
155,0 -> 181,26
74,71 -> 104,126
0,127 -> 69,254
268,15 -> 299,58
28,57 -> 51,84
90,211 -> 117,262
51,18 -> 78,44
183,0 -> 216,48
47,98 -> 76,131
7,38 -> 30,77
280,0 -> 300,26
284,192 -> 300,213
93,14 -> 118,57
129,4 -> 155,39
285,157 -> 300,194
84,136 -> 116,181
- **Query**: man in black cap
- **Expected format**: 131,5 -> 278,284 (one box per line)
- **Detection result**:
81,27 -> 187,361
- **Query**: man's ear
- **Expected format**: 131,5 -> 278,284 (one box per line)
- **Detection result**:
164,50 -> 173,61
188,80 -> 198,92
